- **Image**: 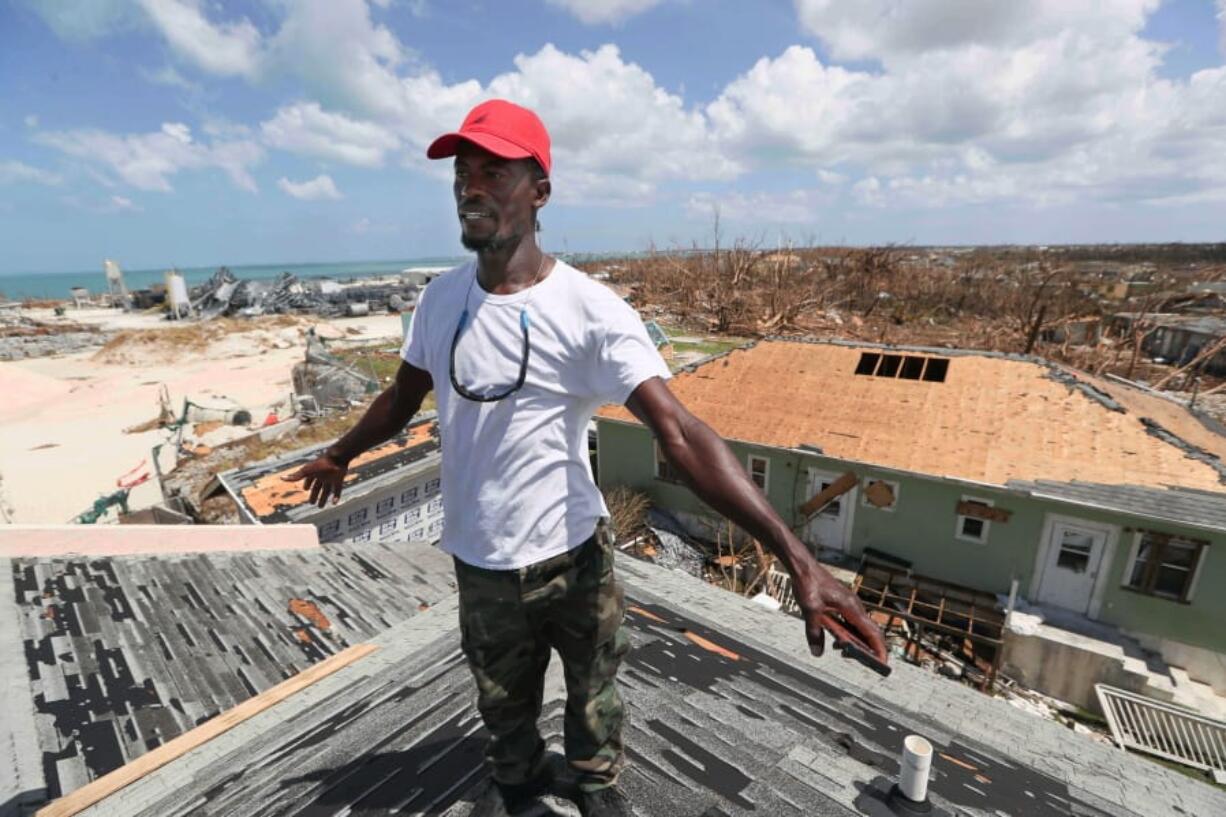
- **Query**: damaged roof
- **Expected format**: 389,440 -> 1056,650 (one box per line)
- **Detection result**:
3,535 -> 456,808
598,338 -> 1226,492
214,414 -> 440,524
49,552 -> 1226,817
1007,480 -> 1226,532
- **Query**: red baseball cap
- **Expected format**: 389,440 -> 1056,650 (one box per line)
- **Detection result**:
427,99 -> 552,176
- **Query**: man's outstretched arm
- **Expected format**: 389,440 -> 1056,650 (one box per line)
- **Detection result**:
625,376 -> 888,665
284,361 -> 434,507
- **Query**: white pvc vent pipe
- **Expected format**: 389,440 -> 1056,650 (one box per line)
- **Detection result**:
899,734 -> 933,802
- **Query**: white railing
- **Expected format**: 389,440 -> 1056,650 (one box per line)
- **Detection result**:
764,567 -> 800,614
1095,683 -> 1226,773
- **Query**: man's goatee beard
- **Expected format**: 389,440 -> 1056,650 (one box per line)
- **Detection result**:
461,228 -> 521,254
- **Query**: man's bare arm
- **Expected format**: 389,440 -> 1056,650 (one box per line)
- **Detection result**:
625,377 -> 887,664
284,361 -> 434,507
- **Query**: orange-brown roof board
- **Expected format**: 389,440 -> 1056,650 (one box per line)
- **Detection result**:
240,421 -> 438,520
597,340 -> 1226,492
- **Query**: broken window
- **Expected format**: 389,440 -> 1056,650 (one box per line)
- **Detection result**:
1125,532 -> 1206,602
747,455 -> 769,492
955,497 -> 993,543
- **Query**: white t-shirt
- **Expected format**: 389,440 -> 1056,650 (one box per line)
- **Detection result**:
400,259 -> 670,570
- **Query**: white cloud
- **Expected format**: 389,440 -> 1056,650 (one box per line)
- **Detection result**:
485,45 -> 739,193
140,64 -> 199,91
19,0 -> 139,40
36,122 -> 263,192
267,0 -> 409,122
793,0 -> 1159,62
260,103 -> 400,167
703,0 -> 1226,211
686,189 -> 835,224
546,0 -> 667,25
26,0 -> 1226,218
136,0 -> 263,77
0,160 -> 61,186
109,195 -> 140,212
278,174 -> 343,200
1218,1 -> 1226,58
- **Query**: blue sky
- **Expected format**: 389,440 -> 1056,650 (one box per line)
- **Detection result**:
2,0 -> 1225,274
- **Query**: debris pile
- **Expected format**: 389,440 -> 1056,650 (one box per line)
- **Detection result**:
291,330 -> 379,410
0,312 -> 109,360
190,267 -> 421,319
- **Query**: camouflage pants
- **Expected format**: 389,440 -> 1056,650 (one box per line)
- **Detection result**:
454,523 -> 629,792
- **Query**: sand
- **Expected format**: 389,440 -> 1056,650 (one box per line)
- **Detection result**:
0,311 -> 405,523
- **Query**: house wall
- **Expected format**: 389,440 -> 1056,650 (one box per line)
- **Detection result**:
273,467 -> 445,546
595,419 -> 1226,654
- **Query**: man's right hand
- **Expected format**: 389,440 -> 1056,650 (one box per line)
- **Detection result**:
283,453 -> 349,508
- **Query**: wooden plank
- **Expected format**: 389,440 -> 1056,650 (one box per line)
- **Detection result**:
36,642 -> 379,817
955,501 -> 1012,523
797,471 -> 858,518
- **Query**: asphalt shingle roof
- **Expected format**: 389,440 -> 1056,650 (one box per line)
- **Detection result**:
1008,479 -> 1226,533
7,538 -> 456,803
34,548 -> 1225,817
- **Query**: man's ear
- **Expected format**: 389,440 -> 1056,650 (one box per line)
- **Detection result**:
534,178 -> 551,209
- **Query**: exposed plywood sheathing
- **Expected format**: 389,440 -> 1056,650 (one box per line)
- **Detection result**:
35,644 -> 379,817
599,340 -> 1226,491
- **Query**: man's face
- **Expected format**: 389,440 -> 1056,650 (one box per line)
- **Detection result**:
453,141 -> 546,253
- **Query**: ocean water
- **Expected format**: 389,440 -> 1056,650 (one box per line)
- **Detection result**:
0,258 -> 466,301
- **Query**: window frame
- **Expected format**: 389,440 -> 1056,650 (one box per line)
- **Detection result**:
860,478 -> 900,512
747,454 -> 770,493
1122,530 -> 1208,603
955,495 -> 994,544
654,440 -> 681,483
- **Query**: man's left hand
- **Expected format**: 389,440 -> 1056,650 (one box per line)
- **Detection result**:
794,569 -> 889,665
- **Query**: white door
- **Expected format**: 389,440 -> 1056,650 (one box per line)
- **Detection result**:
1037,521 -> 1108,613
803,469 -> 854,552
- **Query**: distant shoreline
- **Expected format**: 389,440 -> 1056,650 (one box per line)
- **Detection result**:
0,258 -> 464,301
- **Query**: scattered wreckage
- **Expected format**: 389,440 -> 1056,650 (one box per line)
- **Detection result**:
189,267 -> 424,320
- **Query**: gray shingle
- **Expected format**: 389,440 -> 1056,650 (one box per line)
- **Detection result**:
56,551 -> 1226,817
1008,478 -> 1226,532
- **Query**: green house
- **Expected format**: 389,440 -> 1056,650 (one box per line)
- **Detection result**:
596,338 -> 1226,694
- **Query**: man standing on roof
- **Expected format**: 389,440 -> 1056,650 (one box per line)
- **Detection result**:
286,99 -> 888,817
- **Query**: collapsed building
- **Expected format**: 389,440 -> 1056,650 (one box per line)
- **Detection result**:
204,415 -> 444,546
189,268 -> 422,320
